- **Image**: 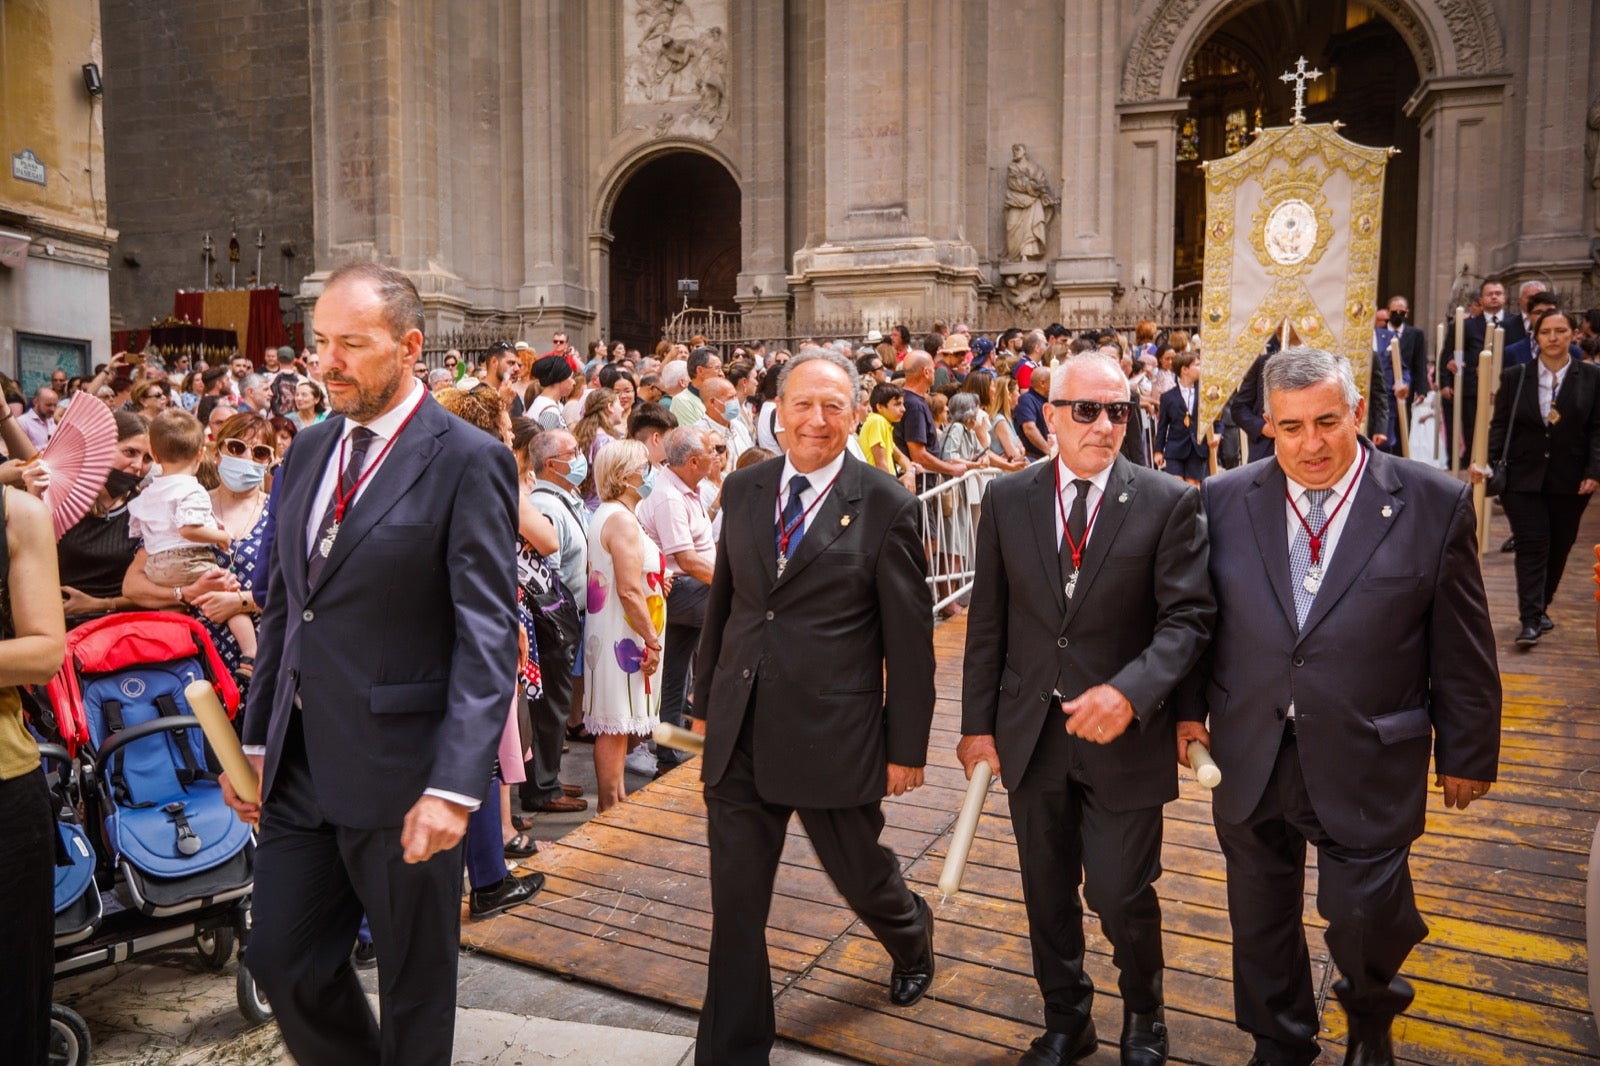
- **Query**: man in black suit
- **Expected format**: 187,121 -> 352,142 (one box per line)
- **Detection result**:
961,352 -> 1216,1066
1236,343 -> 1392,463
1176,346 -> 1500,1066
690,350 -> 936,1066
1373,295 -> 1429,454
222,263 -> 520,1066
1441,279 -> 1526,462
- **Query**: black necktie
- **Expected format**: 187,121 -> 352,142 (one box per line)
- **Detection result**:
776,474 -> 810,561
308,427 -> 376,585
1060,479 -> 1091,582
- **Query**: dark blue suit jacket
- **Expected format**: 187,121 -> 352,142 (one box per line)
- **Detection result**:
242,393 -> 520,828
1153,385 -> 1202,461
1175,444 -> 1500,850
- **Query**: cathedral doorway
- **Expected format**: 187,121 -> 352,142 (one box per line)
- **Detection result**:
606,150 -> 741,353
1172,0 -> 1421,304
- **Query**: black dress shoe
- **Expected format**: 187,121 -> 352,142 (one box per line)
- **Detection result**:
1500,536 -> 1516,553
1120,1005 -> 1168,1065
888,897 -> 934,1007
1018,1024 -> 1098,1065
1538,612 -> 1555,633
351,939 -> 377,970
1342,1022 -> 1396,1066
1515,624 -> 1541,648
468,871 -> 546,921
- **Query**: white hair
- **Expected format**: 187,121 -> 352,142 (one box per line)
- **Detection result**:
777,348 -> 860,399
1049,352 -> 1124,400
660,361 -> 688,389
1261,346 -> 1359,416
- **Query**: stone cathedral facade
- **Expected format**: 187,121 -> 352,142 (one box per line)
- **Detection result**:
99,0 -> 1599,351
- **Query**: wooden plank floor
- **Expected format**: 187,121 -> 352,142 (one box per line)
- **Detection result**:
465,499 -> 1600,1065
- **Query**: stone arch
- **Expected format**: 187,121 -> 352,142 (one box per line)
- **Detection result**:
591,139 -> 742,236
1119,0 -> 1505,103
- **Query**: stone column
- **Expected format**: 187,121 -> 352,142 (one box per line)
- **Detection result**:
1053,0 -> 1121,314
1113,99 -> 1186,316
732,0 -> 789,338
1404,75 -> 1510,323
1502,0 -> 1594,288
787,0 -> 981,327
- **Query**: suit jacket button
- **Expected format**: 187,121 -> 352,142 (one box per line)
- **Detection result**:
765,610 -> 775,621
1057,637 -> 1069,648
742,668 -> 751,679
1293,655 -> 1304,667
1039,691 -> 1049,702
302,609 -> 315,622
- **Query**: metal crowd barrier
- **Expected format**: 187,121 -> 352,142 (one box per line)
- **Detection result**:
915,468 -> 1000,615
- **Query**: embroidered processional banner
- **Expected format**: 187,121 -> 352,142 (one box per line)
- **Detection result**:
1198,121 -> 1392,436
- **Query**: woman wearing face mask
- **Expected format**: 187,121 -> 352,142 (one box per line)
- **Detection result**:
123,413 -> 273,672
583,440 -> 665,812
573,388 -> 621,512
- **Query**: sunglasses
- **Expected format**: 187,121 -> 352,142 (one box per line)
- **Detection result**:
219,439 -> 276,463
712,444 -> 728,455
1049,399 -> 1135,425
445,358 -> 458,367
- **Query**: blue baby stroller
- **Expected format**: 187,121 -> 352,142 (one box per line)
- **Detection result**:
44,612 -> 272,1064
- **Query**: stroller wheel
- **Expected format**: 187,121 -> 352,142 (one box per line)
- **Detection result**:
195,926 -> 236,970
48,1004 -> 92,1066
236,962 -> 274,1026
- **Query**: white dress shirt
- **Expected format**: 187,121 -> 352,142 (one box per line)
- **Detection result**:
774,449 -> 847,528
1283,449 -> 1368,583
1537,357 -> 1571,422
1052,460 -> 1113,549
256,380 -> 480,811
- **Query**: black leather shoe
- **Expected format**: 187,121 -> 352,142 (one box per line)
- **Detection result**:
1018,1023 -> 1098,1065
1342,1021 -> 1396,1065
351,939 -> 377,970
888,897 -> 934,1007
1500,536 -> 1516,553
1539,612 -> 1555,633
1515,624 -> 1541,648
469,871 -> 546,921
1120,1005 -> 1168,1065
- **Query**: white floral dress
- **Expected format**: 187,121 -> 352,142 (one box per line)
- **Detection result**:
582,501 -> 665,735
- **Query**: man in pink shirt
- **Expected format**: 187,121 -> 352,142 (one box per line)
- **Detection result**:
636,426 -> 717,775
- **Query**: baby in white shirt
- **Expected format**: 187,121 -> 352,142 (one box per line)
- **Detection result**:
127,409 -> 257,675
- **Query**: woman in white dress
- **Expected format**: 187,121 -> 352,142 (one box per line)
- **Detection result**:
583,439 -> 666,811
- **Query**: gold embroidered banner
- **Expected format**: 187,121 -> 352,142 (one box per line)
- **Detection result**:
1198,122 -> 1392,434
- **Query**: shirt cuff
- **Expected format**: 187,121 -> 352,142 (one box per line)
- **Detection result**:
423,787 -> 482,812
241,745 -> 266,757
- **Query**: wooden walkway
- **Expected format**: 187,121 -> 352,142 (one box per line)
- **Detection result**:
465,501 -> 1600,1065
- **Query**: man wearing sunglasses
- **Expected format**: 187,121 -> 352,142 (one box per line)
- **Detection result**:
961,351 -> 1215,1066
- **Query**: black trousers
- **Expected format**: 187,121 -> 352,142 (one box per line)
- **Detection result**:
1215,728 -> 1426,1066
0,769 -> 54,1066
1501,490 -> 1593,625
657,577 -> 708,771
696,722 -> 928,1066
1441,392 -> 1477,466
247,718 -> 466,1066
520,635 -> 574,808
1007,712 -> 1166,1033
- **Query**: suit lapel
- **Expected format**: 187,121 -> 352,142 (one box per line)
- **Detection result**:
1059,457 -> 1136,635
744,457 -> 782,591
1296,445 -> 1405,641
772,457 -> 864,590
1245,460 -> 1298,632
1026,461 -> 1065,616
277,422 -> 343,595
308,402 -> 445,597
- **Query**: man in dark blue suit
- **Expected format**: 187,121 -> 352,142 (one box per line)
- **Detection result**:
222,262 -> 520,1066
1441,279 -> 1526,461
1176,347 -> 1500,1066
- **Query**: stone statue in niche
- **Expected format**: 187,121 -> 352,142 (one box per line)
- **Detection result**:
1002,269 -> 1055,316
1588,93 -> 1600,232
625,0 -> 729,139
1004,144 -> 1059,262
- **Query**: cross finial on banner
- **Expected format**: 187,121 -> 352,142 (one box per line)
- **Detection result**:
1280,56 -> 1322,124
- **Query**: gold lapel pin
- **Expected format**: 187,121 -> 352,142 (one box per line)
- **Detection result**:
1381,505 -> 1393,518
841,515 -> 851,527
1118,492 -> 1129,503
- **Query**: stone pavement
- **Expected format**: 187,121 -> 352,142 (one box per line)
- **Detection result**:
56,737 -> 855,1065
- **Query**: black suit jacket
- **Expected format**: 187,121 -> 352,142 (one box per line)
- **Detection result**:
242,395 -> 521,828
1487,359 -> 1600,494
1175,444 -> 1500,850
1441,313 -> 1527,394
962,457 -> 1215,806
1153,386 -> 1202,461
692,454 -> 934,809
1231,353 -> 1275,464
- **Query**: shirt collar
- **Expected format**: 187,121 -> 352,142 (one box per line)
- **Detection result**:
1055,458 -> 1114,496
662,465 -> 701,499
781,449 -> 847,493
343,377 -> 425,441
1285,447 -> 1366,506
1539,356 -> 1573,381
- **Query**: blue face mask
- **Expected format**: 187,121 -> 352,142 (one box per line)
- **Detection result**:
560,451 -> 588,488
723,399 -> 742,423
636,464 -> 657,500
217,454 -> 268,493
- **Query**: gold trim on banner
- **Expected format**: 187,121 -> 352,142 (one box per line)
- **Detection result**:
1198,122 -> 1393,438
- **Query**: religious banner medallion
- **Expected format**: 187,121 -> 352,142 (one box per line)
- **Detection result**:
1197,59 -> 1393,437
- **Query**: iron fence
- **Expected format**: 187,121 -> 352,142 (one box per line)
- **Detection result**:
916,468 -> 1000,615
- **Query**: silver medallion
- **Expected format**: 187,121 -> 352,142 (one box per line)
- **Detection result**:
1302,564 -> 1322,595
319,521 -> 340,559
1064,569 -> 1079,600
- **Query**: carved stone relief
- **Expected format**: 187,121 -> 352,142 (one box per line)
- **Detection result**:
623,0 -> 729,140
